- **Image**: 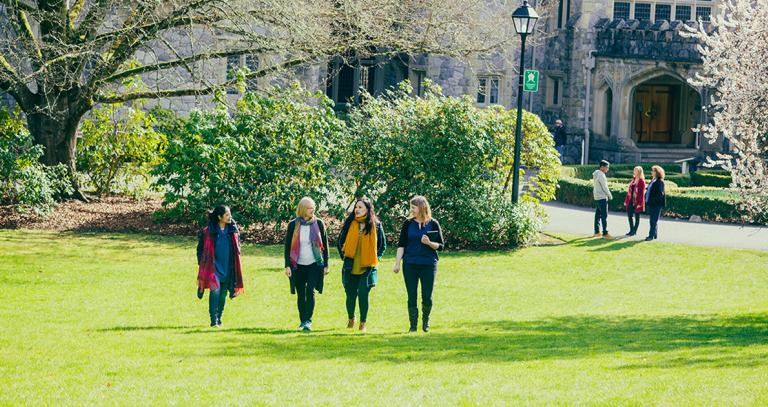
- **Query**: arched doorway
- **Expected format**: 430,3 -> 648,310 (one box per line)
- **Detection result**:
631,74 -> 700,145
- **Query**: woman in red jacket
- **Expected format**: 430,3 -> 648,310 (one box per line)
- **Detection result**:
623,166 -> 646,236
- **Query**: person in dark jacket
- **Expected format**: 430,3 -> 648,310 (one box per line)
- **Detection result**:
554,120 -> 567,164
645,165 -> 667,241
393,195 -> 444,333
336,198 -> 386,333
196,205 -> 245,328
284,197 -> 330,332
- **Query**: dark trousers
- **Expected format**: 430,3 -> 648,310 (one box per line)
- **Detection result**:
648,206 -> 662,239
209,278 -> 231,318
403,263 -> 437,308
294,262 -> 322,323
627,205 -> 640,231
345,270 -> 371,322
594,199 -> 608,234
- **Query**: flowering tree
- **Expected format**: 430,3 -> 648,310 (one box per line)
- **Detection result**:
686,0 -> 768,223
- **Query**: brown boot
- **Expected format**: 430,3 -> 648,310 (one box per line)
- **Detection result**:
347,317 -> 356,328
359,321 -> 367,332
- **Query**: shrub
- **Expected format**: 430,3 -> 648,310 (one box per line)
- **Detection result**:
562,164 -> 683,181
507,201 -> 549,246
77,101 -> 165,198
338,81 -> 558,247
556,177 -> 741,222
0,108 -> 72,215
153,82 -> 345,227
691,171 -> 733,188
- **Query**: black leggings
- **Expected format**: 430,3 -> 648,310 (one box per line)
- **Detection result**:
345,270 -> 372,322
294,263 -> 322,323
403,263 -> 437,308
627,205 -> 640,230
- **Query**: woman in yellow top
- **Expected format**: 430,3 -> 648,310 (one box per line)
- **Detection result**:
336,198 -> 386,332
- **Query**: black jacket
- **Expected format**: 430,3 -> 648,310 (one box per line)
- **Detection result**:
283,218 -> 330,295
646,178 -> 666,208
554,125 -> 567,146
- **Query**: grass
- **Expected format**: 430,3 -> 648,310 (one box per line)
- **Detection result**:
1,230 -> 768,406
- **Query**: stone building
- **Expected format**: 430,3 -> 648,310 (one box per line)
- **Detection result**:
1,0 -> 723,166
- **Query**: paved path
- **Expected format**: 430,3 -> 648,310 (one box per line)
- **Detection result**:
542,201 -> 768,252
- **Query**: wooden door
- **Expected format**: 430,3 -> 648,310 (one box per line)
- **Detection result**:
634,85 -> 676,143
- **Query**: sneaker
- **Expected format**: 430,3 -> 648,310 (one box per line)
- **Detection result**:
302,321 -> 312,331
593,233 -> 602,237
298,321 -> 306,330
602,234 -> 614,239
645,236 -> 654,241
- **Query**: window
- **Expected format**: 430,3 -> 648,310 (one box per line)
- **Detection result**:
614,2 -> 630,20
547,76 -> 563,107
226,56 -> 241,95
414,71 -> 425,97
675,5 -> 691,21
326,60 -> 379,107
336,65 -> 355,104
655,4 -> 671,21
634,3 -> 651,20
476,77 -> 499,106
556,0 -> 571,28
696,6 -> 712,22
245,55 -> 258,92
616,1 -> 714,22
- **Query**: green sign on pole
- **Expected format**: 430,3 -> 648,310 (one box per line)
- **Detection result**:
523,70 -> 539,92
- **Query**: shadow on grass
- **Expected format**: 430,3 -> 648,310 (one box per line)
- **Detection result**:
565,236 -> 645,252
187,313 -> 768,369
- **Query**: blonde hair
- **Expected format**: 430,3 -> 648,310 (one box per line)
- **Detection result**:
408,195 -> 433,223
651,165 -> 665,179
295,197 -> 317,219
633,166 -> 645,179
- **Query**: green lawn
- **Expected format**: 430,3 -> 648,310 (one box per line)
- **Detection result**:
2,230 -> 768,406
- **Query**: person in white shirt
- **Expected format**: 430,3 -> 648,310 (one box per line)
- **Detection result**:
284,197 -> 329,331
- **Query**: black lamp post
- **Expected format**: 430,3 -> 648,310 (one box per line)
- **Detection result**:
510,0 -> 539,204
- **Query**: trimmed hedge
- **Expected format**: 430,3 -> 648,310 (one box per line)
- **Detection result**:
606,178 -> 678,189
561,164 -> 683,181
556,177 -> 740,222
691,171 -> 732,188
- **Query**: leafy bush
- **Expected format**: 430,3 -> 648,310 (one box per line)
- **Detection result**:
606,178 -> 678,189
556,177 -> 741,222
148,105 -> 188,141
0,108 -> 72,215
77,101 -> 165,199
691,171 -> 732,188
153,82 -> 344,227
612,170 -> 691,187
507,201 -> 549,246
562,164 -> 682,181
338,81 -> 558,247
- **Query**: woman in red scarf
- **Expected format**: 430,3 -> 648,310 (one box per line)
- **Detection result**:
284,197 -> 330,332
336,198 -> 386,332
196,205 -> 245,327
623,166 -> 646,236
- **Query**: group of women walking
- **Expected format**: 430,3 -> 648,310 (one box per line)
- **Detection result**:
623,165 -> 667,241
195,195 -> 443,333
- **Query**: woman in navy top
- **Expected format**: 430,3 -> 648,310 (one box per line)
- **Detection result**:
393,196 -> 444,332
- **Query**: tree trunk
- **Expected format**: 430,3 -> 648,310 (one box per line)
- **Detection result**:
27,103 -> 89,201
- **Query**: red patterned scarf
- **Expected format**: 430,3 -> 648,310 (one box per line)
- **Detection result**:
197,227 -> 245,296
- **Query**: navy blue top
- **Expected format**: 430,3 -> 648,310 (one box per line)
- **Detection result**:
398,219 -> 444,266
214,224 -> 231,282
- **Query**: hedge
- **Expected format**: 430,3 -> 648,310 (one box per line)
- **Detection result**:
611,170 -> 692,187
561,164 -> 683,181
691,171 -> 732,188
606,178 -> 678,189
556,177 -> 740,222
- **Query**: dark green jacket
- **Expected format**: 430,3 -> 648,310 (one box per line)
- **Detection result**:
336,221 -> 386,289
284,218 -> 330,295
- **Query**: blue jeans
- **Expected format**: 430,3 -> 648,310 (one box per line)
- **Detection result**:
556,145 -> 564,164
209,277 -> 231,320
648,206 -> 662,239
594,199 -> 608,235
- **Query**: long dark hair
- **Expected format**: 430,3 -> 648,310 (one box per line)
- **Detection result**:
208,205 -> 230,224
343,198 -> 377,235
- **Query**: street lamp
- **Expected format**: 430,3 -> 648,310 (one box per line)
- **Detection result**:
510,0 -> 539,204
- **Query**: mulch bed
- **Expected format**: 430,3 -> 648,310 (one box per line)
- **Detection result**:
0,194 -> 343,245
